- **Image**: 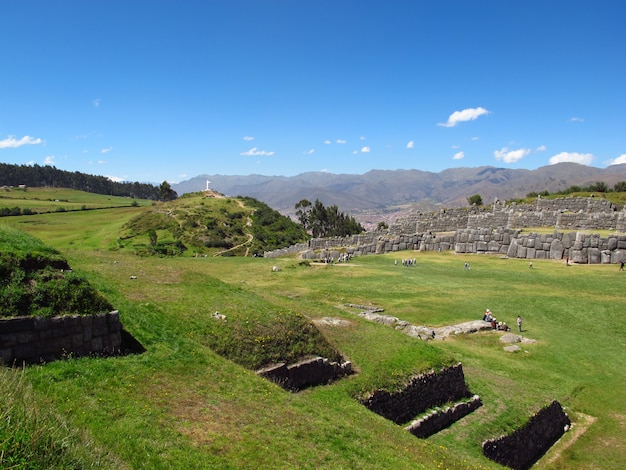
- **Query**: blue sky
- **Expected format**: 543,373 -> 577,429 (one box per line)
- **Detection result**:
1,0 -> 624,184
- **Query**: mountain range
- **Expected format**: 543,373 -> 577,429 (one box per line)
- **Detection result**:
172,163 -> 626,226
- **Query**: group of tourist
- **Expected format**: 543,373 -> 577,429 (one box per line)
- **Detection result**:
323,253 -> 352,264
482,309 -> 524,333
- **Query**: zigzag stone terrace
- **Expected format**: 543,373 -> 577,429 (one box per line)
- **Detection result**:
264,196 -> 626,263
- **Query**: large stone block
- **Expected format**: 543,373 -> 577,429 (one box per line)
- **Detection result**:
562,232 -> 573,248
587,248 -> 601,264
571,249 -> 587,264
550,239 -> 564,260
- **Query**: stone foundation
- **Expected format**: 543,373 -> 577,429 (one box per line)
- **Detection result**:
0,311 -> 122,365
360,363 -> 471,425
405,395 -> 483,438
256,356 -> 353,391
482,400 -> 571,470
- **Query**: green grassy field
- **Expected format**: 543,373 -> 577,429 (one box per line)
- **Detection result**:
0,186 -> 151,214
2,199 -> 626,469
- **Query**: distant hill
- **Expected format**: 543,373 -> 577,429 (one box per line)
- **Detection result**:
118,193 -> 308,256
173,163 -> 626,218
0,163 -> 161,200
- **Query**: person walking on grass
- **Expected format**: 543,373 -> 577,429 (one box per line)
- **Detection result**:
517,315 -> 523,333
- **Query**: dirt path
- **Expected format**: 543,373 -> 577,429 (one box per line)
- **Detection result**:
213,199 -> 254,257
538,412 -> 596,467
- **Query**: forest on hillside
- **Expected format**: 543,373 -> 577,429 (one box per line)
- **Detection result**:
0,163 -> 162,200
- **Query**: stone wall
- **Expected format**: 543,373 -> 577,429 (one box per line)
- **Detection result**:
256,356 -> 353,391
360,363 -> 471,425
482,400 -> 571,470
264,196 -> 625,260
265,228 -> 626,265
391,196 -> 624,234
405,395 -> 483,438
0,311 -> 122,365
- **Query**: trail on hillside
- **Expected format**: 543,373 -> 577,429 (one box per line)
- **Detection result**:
214,198 -> 254,257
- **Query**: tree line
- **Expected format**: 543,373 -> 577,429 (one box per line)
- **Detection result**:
527,181 -> 626,198
294,199 -> 364,238
468,180 -> 626,207
0,163 -> 177,201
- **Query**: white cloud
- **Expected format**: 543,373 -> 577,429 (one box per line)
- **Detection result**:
243,136 -> 254,141
536,145 -> 547,152
549,152 -> 594,165
0,135 -> 43,149
438,107 -> 489,128
605,154 -> 626,166
107,175 -> 125,182
336,139 -> 347,144
97,160 -> 106,164
471,136 -> 479,141
324,140 -> 332,144
451,145 -> 460,149
101,147 -> 113,154
569,117 -> 584,123
93,98 -> 101,108
406,141 -> 414,149
361,146 -> 371,153
44,155 -> 55,165
494,147 -> 531,163
452,151 -> 465,160
240,147 -> 275,156
304,149 -> 315,155
360,136 -> 366,141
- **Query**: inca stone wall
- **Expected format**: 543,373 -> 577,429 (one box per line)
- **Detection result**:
391,196 -> 623,234
264,197 -> 626,263
265,228 -> 626,264
256,356 -> 353,391
482,400 -> 571,470
360,363 -> 471,425
405,395 -> 483,438
0,311 -> 122,365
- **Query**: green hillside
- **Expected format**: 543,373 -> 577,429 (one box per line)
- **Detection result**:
1,188 -> 625,469
0,186 -> 152,215
117,192 -> 308,256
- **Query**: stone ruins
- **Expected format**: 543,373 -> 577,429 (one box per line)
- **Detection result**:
264,196 -> 626,263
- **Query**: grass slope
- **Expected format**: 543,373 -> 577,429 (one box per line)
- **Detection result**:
1,193 -> 626,469
0,186 -> 152,213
